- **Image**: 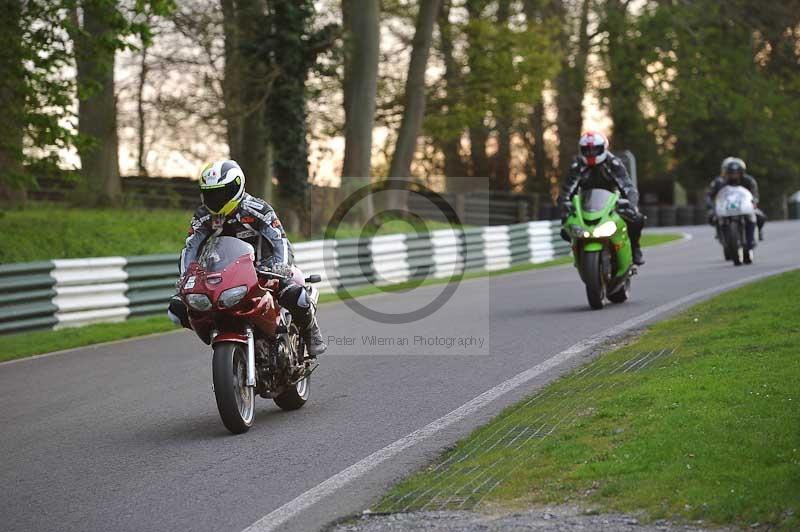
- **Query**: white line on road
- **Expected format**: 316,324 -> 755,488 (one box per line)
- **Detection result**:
242,266 -> 796,532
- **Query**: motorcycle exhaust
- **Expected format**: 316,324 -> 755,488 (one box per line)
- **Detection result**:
245,327 -> 256,387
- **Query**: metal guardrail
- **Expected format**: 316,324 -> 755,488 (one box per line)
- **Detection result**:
0,220 -> 569,335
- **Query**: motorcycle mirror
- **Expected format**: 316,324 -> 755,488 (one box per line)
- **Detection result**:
305,274 -> 322,284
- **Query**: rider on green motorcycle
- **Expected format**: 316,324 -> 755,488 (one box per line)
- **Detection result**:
559,132 -> 646,265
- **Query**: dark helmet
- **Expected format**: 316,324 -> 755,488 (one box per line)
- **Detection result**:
722,157 -> 746,185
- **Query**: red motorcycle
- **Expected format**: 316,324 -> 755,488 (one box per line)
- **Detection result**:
180,235 -> 320,434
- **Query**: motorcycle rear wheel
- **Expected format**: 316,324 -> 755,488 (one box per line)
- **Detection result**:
581,251 -> 605,310
212,342 -> 255,434
274,376 -> 310,411
273,324 -> 310,411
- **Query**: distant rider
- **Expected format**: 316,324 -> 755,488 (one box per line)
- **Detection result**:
168,160 -> 327,358
559,131 -> 646,265
705,157 -> 765,241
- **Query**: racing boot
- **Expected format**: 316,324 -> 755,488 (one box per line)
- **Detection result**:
632,243 -> 645,266
296,304 -> 327,359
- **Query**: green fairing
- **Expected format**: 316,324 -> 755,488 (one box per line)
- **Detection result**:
562,189 -> 634,309
609,221 -> 632,277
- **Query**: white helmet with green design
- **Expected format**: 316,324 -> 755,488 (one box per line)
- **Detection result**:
199,160 -> 245,215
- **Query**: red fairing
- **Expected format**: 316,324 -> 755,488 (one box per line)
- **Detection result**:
180,239 -> 297,343
213,332 -> 248,345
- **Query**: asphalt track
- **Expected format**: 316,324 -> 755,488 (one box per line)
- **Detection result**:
1,222 -> 798,532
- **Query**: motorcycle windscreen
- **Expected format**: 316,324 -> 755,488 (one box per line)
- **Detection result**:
198,236 -> 256,272
715,185 -> 755,217
580,189 -> 615,212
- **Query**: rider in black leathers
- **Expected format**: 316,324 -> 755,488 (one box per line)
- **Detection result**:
168,160 -> 327,358
705,157 -> 765,243
559,132 -> 646,265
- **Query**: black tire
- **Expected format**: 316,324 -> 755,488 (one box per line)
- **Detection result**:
273,324 -> 310,411
608,278 -> 630,304
273,376 -> 310,411
580,251 -> 605,310
722,222 -> 741,265
212,342 -> 255,434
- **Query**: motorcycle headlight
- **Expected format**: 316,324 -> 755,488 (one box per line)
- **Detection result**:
592,220 -> 618,238
571,225 -> 590,239
219,285 -> 248,308
186,293 -> 212,312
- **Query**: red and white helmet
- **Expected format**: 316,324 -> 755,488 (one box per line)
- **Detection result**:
578,131 -> 609,166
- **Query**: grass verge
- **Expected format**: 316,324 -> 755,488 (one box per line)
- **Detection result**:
0,233 -> 683,363
0,206 -> 463,263
0,315 -> 178,363
380,269 -> 800,530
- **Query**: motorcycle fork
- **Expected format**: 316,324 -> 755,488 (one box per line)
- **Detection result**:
245,327 -> 256,387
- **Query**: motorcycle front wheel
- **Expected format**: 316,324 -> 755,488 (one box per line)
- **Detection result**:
722,221 -> 741,266
580,250 -> 605,310
212,342 -> 255,434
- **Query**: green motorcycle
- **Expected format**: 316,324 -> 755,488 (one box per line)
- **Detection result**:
563,189 -> 636,310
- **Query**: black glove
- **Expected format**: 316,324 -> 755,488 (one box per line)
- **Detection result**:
559,201 -> 572,220
168,295 -> 191,329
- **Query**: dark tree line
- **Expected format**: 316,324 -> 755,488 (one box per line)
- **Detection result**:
2,0 -> 799,218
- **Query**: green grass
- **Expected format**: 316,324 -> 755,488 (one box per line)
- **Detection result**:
640,232 -> 683,247
381,270 -> 800,530
323,218 -> 467,241
0,315 -> 179,363
0,206 -> 192,263
0,201 -> 681,264
0,205 -> 463,263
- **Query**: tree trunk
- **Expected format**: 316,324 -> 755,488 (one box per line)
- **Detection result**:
73,2 -> 122,203
221,0 -> 244,160
341,0 -> 380,220
465,0 -> 490,180
469,125 -> 490,178
527,99 -> 548,195
555,0 -> 591,180
437,0 -> 467,192
522,0 -> 551,197
387,0 -> 442,209
238,0 -> 271,197
269,0 -> 316,218
221,0 -> 271,197
493,0 -> 512,192
0,0 -> 26,201
136,33 -> 149,177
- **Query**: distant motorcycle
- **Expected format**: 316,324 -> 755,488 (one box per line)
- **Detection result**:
179,236 -> 321,434
562,189 -> 636,310
714,185 -> 756,266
